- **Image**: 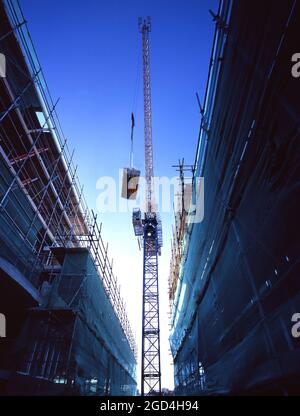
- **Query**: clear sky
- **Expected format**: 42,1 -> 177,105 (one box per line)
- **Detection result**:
21,0 -> 218,390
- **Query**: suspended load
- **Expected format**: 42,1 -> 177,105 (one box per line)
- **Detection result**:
121,167 -> 140,199
121,113 -> 140,199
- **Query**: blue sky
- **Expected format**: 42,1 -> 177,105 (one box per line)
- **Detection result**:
21,0 -> 218,390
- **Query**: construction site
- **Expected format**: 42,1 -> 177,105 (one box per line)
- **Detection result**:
169,0 -> 300,395
0,0 -> 300,398
0,0 -> 136,395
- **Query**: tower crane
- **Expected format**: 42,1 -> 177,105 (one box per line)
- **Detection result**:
131,16 -> 162,396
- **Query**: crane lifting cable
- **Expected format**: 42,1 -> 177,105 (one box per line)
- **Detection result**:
130,112 -> 135,168
121,112 -> 140,200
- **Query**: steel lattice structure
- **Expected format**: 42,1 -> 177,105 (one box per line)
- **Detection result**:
132,17 -> 161,396
141,213 -> 161,395
139,17 -> 154,213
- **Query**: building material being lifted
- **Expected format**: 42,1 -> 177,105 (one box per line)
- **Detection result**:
0,0 -> 136,395
121,113 -> 141,200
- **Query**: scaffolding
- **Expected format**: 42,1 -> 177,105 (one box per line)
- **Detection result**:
0,0 -> 137,394
168,160 -> 193,312
169,0 -> 300,396
11,245 -> 137,395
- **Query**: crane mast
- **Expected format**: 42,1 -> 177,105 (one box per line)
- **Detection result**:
131,17 -> 162,396
140,17 -> 154,213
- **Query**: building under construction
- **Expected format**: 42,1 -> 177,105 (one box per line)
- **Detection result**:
1,0 -> 300,398
0,0 -> 136,395
169,0 -> 300,395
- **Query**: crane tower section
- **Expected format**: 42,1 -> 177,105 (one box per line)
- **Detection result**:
132,17 -> 162,396
139,16 -> 154,213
